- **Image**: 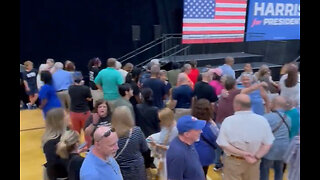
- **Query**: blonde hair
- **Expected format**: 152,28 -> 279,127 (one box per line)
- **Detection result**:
111,106 -> 134,138
158,108 -> 175,127
24,60 -> 33,69
56,130 -> 79,159
41,108 -> 67,147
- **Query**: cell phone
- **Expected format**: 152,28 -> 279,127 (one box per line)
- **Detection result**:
78,142 -> 87,150
146,138 -> 153,143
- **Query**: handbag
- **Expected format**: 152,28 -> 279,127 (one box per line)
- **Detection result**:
115,128 -> 133,160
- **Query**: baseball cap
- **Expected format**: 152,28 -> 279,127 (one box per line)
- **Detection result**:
177,115 -> 206,134
209,68 -> 223,77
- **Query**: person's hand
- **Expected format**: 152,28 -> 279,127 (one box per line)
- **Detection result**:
244,155 -> 258,164
260,82 -> 268,88
25,86 -> 30,92
221,89 -> 229,98
92,113 -> 100,125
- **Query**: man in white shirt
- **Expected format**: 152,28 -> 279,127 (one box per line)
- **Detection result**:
216,94 -> 274,180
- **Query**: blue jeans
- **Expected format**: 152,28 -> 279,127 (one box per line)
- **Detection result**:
260,158 -> 284,180
214,123 -> 223,167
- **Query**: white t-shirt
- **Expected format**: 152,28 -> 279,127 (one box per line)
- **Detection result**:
279,74 -> 300,106
216,111 -> 274,156
118,69 -> 128,82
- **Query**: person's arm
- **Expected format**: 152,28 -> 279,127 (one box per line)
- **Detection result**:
259,86 -> 270,113
168,100 -> 177,110
219,144 -> 254,158
23,80 -> 30,92
95,84 -> 103,91
39,99 -> 47,109
240,82 -> 268,94
84,114 -> 99,139
254,143 -> 272,160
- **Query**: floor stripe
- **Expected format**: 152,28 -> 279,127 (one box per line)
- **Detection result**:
20,127 -> 45,132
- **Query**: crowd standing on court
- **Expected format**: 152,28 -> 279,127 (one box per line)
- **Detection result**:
20,56 -> 300,180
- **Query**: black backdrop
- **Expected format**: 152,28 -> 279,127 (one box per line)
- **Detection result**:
20,0 -> 299,75
20,0 -> 183,73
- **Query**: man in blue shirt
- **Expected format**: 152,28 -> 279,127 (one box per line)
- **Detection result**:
219,56 -> 235,79
260,96 -> 291,180
142,65 -> 166,109
166,115 -> 206,180
80,126 -> 123,180
52,62 -> 73,112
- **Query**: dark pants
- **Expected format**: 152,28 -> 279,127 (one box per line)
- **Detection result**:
260,158 -> 284,180
142,149 -> 154,168
203,166 -> 208,176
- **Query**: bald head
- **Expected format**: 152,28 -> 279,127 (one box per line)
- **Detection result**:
93,126 -> 112,143
233,94 -> 251,111
107,58 -> 117,67
225,56 -> 234,65
271,96 -> 287,110
177,73 -> 189,84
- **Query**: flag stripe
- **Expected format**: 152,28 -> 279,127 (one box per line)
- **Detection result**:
215,7 -> 247,12
183,18 -> 245,23
183,26 -> 245,31
216,3 -> 247,8
182,38 -> 244,44
216,0 -> 247,4
215,11 -> 246,16
214,16 -> 246,19
183,34 -> 244,39
183,23 -> 245,27
183,30 -> 245,35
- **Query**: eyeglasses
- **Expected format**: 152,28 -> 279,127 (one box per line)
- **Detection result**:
95,127 -> 116,142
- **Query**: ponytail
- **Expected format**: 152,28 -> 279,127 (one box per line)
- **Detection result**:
56,130 -> 80,159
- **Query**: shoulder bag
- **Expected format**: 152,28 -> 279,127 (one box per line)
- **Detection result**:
115,128 -> 133,160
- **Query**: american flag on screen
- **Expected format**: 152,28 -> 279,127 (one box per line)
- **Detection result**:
182,0 -> 247,44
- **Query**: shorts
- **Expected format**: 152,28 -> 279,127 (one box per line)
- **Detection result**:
26,87 -> 39,95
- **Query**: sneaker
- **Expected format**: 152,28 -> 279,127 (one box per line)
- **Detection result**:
26,103 -> 32,110
213,165 -> 223,171
32,104 -> 37,109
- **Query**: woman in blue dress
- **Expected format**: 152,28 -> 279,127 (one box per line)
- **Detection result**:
240,74 -> 270,115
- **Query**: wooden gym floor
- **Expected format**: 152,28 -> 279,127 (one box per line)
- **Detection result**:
20,109 -> 287,180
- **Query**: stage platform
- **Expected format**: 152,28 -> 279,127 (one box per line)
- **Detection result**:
159,52 -> 283,81
159,52 -> 264,67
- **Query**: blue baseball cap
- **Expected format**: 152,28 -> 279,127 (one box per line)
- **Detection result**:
177,115 -> 206,134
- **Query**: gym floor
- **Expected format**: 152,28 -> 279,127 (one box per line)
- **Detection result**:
20,109 -> 287,180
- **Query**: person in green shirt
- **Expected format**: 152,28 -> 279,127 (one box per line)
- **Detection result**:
94,58 -> 124,107
284,97 -> 300,139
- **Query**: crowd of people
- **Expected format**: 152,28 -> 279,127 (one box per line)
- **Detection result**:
20,56 -> 300,180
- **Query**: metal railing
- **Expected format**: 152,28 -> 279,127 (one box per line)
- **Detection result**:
117,33 -> 186,67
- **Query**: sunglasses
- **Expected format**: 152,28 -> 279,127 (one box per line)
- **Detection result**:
95,127 -> 116,142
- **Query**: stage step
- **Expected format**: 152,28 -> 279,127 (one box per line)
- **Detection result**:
159,52 -> 264,67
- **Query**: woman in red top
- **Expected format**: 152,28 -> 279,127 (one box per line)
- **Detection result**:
187,60 -> 199,85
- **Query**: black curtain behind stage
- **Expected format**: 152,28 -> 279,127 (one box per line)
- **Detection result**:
20,0 -> 183,74
20,0 -> 299,75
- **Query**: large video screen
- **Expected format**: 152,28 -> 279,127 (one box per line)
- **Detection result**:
245,0 -> 300,41
182,0 -> 248,44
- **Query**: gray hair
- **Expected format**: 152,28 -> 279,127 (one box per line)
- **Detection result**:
54,62 -> 64,70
